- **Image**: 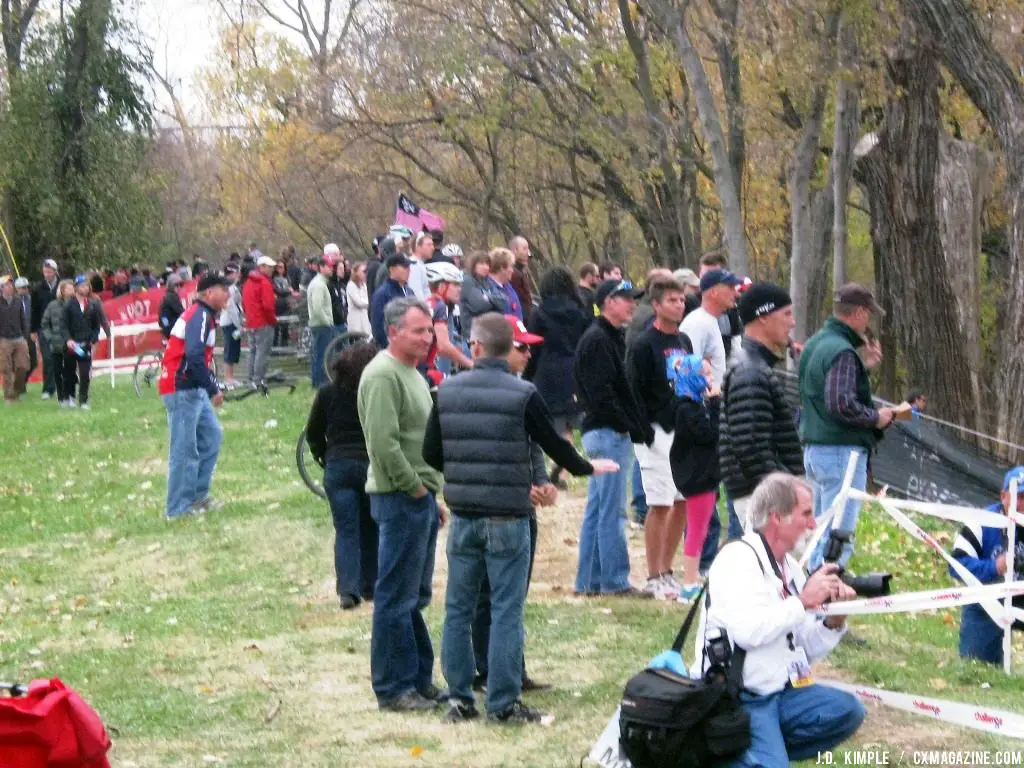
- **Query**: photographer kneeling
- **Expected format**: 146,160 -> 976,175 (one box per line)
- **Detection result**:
695,473 -> 865,766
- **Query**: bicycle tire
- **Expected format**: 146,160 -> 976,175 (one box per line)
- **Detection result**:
324,331 -> 371,382
133,350 -> 163,397
296,427 -> 326,499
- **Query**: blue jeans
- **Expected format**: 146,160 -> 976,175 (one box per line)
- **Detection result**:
443,515 -> 531,714
163,389 -> 223,518
575,429 -> 633,594
631,455 -> 648,524
369,491 -> 440,703
699,488 -> 745,573
310,326 -> 336,388
726,685 -> 865,767
804,445 -> 869,570
324,458 -> 378,601
959,604 -> 1005,665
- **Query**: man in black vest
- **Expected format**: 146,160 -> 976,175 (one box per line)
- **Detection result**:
32,259 -> 60,398
423,312 -> 618,725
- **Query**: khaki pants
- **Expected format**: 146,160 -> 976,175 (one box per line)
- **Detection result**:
0,338 -> 29,400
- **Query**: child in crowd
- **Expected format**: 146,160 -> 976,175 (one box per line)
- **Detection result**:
669,353 -> 721,601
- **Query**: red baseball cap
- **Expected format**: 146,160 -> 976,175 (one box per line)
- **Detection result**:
504,315 -> 543,345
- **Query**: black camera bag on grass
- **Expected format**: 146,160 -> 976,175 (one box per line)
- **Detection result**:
619,542 -> 762,767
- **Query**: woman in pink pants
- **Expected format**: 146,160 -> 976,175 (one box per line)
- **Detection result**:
668,354 -> 721,601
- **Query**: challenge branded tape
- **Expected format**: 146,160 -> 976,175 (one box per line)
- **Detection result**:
822,681 -> 1024,739
847,489 -> 1011,529
815,581 -> 1024,617
876,498 -> 1024,627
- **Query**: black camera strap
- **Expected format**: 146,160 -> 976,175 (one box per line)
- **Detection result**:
757,532 -> 797,651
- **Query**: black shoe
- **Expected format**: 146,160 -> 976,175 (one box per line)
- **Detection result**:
442,699 -> 480,723
520,676 -> 552,693
487,699 -> 545,725
378,691 -> 439,712
607,586 -> 654,600
340,595 -> 359,610
418,683 -> 444,701
472,673 -> 487,693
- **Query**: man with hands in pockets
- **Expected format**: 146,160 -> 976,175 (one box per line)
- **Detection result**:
695,473 -> 865,766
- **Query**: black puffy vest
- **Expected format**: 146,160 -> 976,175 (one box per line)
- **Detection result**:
437,359 -> 534,516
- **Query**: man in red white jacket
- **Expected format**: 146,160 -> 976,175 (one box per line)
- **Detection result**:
159,274 -> 230,519
242,254 -> 278,385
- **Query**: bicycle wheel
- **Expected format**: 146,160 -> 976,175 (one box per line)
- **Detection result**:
324,331 -> 370,382
296,428 -> 326,499
133,350 -> 163,397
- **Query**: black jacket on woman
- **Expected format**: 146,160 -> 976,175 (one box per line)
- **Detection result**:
64,297 -> 106,348
306,383 -> 368,465
524,295 -> 590,417
718,337 -> 804,499
671,395 -> 721,497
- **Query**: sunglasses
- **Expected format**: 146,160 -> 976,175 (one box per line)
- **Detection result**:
513,342 -> 531,353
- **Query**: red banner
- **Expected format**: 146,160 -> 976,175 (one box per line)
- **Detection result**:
26,281 -> 198,381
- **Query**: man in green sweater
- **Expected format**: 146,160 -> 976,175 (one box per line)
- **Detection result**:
357,296 -> 446,713
799,284 -> 895,570
307,255 -> 336,388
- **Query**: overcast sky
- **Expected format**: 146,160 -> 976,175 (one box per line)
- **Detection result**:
135,0 -> 218,121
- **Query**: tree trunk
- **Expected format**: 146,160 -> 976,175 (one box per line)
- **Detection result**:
646,0 -> 747,275
904,0 -> 1024,456
856,42 -> 976,426
788,11 -> 838,343
937,134 -> 990,434
831,17 -> 858,291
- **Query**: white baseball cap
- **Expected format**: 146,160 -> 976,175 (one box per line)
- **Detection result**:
324,243 -> 341,256
257,255 -> 277,267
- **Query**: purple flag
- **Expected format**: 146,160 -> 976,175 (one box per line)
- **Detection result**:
395,193 -> 445,232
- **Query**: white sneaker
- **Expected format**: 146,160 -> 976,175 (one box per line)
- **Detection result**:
641,578 -> 661,598
643,576 -> 677,601
65,400 -> 77,409
661,573 -> 683,595
79,403 -> 90,411
41,392 -> 51,400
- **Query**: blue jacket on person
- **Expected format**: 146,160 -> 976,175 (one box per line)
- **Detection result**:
369,277 -> 412,348
950,502 -> 1024,665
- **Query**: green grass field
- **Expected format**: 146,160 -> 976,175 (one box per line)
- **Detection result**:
3,379 -> 1024,766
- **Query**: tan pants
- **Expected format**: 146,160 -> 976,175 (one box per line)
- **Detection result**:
0,338 -> 29,400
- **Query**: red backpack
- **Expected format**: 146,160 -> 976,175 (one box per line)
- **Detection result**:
0,678 -> 112,768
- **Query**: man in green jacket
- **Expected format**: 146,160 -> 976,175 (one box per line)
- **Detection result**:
799,284 -> 895,569
307,254 -> 336,388
357,296 -> 446,713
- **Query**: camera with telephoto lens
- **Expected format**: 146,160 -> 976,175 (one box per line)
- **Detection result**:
821,529 -> 893,598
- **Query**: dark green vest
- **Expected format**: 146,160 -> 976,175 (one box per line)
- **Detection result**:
798,317 -> 878,450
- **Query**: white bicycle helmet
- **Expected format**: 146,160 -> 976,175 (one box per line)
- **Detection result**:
426,262 -> 464,284
441,243 -> 463,259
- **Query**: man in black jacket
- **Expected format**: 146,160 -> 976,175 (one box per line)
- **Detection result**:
719,283 -> 804,530
423,313 -> 617,725
32,259 -> 60,398
573,279 -> 653,598
0,278 -> 30,402
62,277 -> 109,409
159,274 -> 185,340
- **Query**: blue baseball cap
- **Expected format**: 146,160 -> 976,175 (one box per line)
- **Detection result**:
1003,466 -> 1024,492
699,269 -> 742,293
74,274 -> 88,285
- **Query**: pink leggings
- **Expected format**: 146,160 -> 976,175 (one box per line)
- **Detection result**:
683,491 -> 716,557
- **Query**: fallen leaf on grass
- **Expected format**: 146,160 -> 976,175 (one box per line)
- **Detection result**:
265,699 -> 282,723
563,537 -> 577,546
146,543 -> 161,553
540,714 -> 556,727
410,746 -> 424,758
244,643 -> 262,654
929,678 -> 948,691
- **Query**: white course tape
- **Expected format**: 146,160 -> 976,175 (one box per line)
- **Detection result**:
816,581 -> 1024,616
822,681 -> 1024,739
876,498 -> 1024,627
798,453 -> 859,569
847,489 -> 1011,529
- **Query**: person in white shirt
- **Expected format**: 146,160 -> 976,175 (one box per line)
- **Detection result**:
408,232 -> 433,301
683,267 -> 745,569
694,472 -> 864,766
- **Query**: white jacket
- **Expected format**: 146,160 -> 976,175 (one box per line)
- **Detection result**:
693,532 -> 845,695
346,280 -> 371,336
408,258 -> 429,301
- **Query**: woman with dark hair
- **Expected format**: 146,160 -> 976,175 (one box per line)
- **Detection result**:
329,259 -> 349,331
459,249 -> 508,339
305,341 -> 380,610
524,266 -> 590,487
